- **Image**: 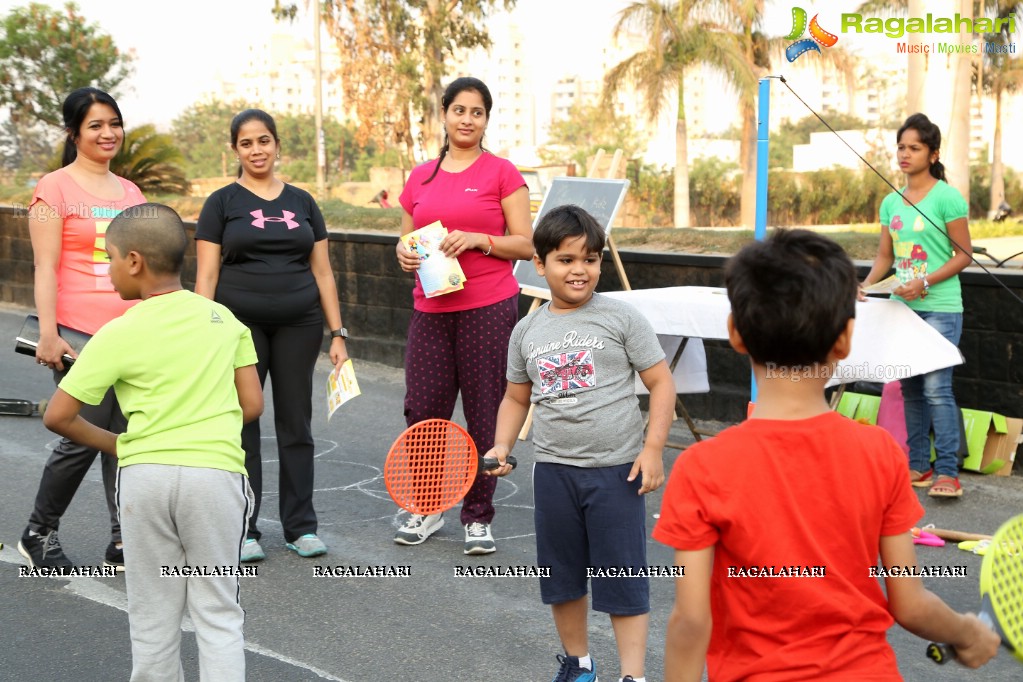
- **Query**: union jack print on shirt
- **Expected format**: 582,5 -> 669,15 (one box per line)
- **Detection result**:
536,350 -> 595,395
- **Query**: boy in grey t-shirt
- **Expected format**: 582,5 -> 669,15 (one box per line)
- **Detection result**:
484,205 -> 675,682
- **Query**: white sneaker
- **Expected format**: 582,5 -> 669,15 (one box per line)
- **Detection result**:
464,522 -> 496,555
285,533 -> 327,557
394,513 -> 444,545
240,538 -> 266,562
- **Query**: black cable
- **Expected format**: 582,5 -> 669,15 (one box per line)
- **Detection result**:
774,75 -> 1023,306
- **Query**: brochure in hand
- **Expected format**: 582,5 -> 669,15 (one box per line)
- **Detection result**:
327,359 -> 361,420
400,221 -> 467,297
862,274 -> 901,295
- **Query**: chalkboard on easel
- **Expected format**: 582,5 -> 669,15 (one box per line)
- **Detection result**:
512,177 -> 630,299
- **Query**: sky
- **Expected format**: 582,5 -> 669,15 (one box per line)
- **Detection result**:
0,0 -> 910,132
0,0 -> 855,129
0,0 -> 630,129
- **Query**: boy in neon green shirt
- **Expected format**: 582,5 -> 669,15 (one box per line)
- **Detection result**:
43,203 -> 263,682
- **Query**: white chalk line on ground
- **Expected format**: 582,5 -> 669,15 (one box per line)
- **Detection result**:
0,552 -> 350,682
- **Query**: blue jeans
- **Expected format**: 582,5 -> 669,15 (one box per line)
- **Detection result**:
900,311 -> 962,477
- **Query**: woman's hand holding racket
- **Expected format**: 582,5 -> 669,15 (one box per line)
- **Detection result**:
926,514 -> 1023,667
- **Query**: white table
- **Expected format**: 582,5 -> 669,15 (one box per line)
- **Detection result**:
601,286 -> 965,443
602,286 -> 963,385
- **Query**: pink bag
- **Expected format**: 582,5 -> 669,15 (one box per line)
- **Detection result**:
876,381 -> 909,455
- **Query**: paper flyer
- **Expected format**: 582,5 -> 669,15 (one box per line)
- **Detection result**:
327,359 -> 361,420
400,221 -> 466,297
862,274 -> 901,295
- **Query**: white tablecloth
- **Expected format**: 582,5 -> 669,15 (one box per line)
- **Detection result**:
602,287 -> 964,389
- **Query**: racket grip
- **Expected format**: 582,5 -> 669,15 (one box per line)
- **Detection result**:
925,642 -> 955,665
482,455 -> 517,471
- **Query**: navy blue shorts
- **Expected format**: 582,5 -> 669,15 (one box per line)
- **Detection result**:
533,462 -> 649,616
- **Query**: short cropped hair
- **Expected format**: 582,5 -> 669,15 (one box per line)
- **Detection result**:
532,205 -> 606,262
106,203 -> 188,276
725,229 -> 857,368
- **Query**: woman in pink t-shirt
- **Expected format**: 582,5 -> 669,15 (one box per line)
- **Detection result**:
393,77 -> 534,554
17,87 -> 145,572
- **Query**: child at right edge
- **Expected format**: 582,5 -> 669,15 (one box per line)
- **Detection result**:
483,204 -> 676,682
653,229 -> 999,681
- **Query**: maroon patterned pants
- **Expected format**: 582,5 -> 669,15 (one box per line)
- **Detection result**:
403,295 -> 519,525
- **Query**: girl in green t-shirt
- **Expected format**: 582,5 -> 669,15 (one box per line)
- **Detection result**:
861,113 -> 972,498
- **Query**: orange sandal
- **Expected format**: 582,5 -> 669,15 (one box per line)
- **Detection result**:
928,475 -> 963,498
909,469 -> 933,488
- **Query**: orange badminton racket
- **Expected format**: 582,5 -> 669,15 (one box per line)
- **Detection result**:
384,419 -> 516,515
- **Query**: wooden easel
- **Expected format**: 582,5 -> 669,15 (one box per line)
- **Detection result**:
586,149 -> 631,290
516,149 -> 632,440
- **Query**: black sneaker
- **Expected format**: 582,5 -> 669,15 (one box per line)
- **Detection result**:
103,542 -> 125,572
551,654 -> 597,682
18,528 -> 73,569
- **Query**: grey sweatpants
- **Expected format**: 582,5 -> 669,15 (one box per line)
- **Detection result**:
118,464 -> 253,682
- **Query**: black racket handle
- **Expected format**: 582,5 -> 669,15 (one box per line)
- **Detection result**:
482,455 -> 517,471
925,642 -> 954,665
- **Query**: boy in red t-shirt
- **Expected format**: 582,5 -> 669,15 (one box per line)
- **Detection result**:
653,229 -> 999,681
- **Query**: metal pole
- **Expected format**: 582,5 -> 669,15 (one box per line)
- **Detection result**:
314,0 -> 326,197
754,77 -> 770,242
751,77 -> 771,406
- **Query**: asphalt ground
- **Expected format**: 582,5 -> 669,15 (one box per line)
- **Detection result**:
1,303 -> 1022,681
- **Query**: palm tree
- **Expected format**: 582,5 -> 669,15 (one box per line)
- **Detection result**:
602,0 -> 754,228
857,1 -> 1022,205
45,124 -> 190,195
712,0 -> 854,227
979,10 -> 1023,215
111,124 -> 189,195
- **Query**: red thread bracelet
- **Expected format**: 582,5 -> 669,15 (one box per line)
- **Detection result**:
483,235 -> 494,256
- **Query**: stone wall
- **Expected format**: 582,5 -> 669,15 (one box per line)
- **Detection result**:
3,205 -> 1021,423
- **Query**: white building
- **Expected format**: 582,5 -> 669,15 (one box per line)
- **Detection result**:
792,129 -> 896,172
213,32 -> 344,121
450,23 -> 536,162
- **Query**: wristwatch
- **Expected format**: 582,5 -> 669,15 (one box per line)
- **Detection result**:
920,277 -> 930,297
330,327 -> 349,340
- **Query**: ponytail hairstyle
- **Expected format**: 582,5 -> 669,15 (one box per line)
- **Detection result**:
421,77 -> 493,185
897,113 -> 946,182
61,87 -> 124,167
229,108 -> 279,178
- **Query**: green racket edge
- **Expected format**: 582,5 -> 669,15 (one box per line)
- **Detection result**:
927,514 -> 1023,664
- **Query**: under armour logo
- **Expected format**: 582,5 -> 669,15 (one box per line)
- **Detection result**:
250,209 -> 300,229
210,310 -> 223,324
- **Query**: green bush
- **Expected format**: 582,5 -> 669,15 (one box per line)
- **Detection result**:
689,157 -> 740,226
970,163 -> 1023,219
628,164 -> 674,227
689,162 -> 890,226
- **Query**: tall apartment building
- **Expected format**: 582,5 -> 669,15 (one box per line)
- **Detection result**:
213,32 -> 344,121
448,23 -> 536,161
550,75 -> 602,124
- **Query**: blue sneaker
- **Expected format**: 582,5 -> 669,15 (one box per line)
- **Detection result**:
551,654 -> 597,682
285,534 -> 327,557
